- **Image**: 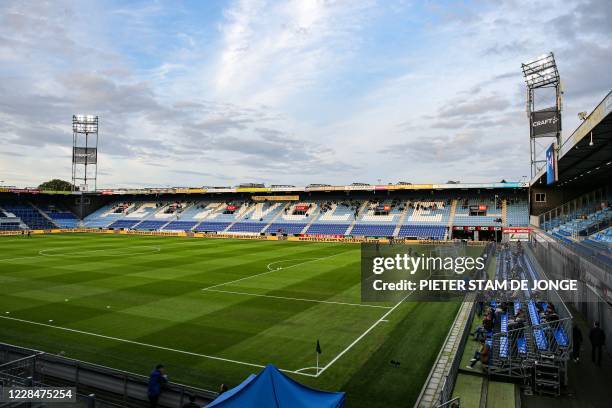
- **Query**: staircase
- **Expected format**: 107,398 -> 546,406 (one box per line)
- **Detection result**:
262,203 -> 291,233
392,201 -> 411,237
345,201 -> 369,235
446,199 -> 457,238
29,202 -> 59,228
300,204 -> 321,234
502,199 -> 508,226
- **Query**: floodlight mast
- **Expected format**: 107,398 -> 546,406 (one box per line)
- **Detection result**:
521,52 -> 562,179
71,115 -> 99,192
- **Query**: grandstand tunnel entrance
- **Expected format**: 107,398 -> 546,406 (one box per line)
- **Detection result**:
451,228 -> 502,242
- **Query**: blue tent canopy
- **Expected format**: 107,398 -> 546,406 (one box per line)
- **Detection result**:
206,364 -> 345,408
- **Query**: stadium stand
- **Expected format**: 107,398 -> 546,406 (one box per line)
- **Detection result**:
1,203 -> 56,230
0,221 -> 21,231
402,199 -> 451,226
350,224 -> 396,237
193,221 -> 232,232
357,199 -> 404,224
304,223 -> 350,236
453,197 -> 503,227
108,219 -> 141,229
227,221 -> 267,233
397,225 -> 447,240
66,189 -> 532,241
505,198 -> 529,227
0,207 -> 25,230
480,244 -> 571,389
163,220 -> 199,231
316,201 -> 360,223
266,222 -> 307,235
276,202 -> 318,223
41,205 -> 79,228
134,220 -> 168,230
590,227 -> 612,243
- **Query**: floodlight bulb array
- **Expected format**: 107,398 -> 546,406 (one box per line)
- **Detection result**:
521,52 -> 559,88
72,114 -> 98,133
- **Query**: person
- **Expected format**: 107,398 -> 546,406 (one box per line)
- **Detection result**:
589,321 -> 606,367
572,324 -> 583,362
147,364 -> 168,407
473,314 -> 494,342
467,339 -> 490,369
182,395 -> 199,408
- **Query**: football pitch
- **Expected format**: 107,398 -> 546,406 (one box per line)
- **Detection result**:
0,233 -> 459,407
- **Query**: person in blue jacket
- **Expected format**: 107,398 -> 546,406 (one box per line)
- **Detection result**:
147,364 -> 168,407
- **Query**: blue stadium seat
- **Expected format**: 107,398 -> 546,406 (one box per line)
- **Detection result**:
305,224 -> 350,235
194,222 -> 231,232
109,220 -> 141,229
134,221 -> 168,230
266,223 -> 307,234
163,221 -> 198,231
350,224 -> 395,236
397,225 -> 446,239
228,222 -> 266,233
2,204 -> 57,229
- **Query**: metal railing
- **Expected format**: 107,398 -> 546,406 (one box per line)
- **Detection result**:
437,396 -> 460,408
436,244 -> 494,407
437,299 -> 476,406
0,343 -> 217,408
538,186 -> 611,232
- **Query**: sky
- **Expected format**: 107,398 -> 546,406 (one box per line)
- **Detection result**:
0,0 -> 610,189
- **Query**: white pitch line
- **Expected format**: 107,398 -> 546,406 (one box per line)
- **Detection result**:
201,251 -> 351,291
0,243 -> 164,263
314,290 -> 415,377
294,366 -> 318,373
0,255 -> 42,263
0,315 -> 317,377
266,258 -> 319,271
38,246 -> 161,257
204,288 -> 392,309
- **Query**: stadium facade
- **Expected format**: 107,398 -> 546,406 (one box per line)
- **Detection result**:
0,182 -> 530,243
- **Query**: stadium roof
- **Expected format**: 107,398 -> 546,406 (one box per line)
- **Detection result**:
531,90 -> 612,188
0,182 -> 528,196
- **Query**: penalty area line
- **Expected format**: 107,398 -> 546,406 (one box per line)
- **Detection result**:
204,288 -> 392,309
315,290 -> 416,377
0,315 -> 317,378
202,250 -> 352,291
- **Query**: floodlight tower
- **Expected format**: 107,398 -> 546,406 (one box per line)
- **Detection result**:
71,115 -> 99,191
521,52 -> 562,178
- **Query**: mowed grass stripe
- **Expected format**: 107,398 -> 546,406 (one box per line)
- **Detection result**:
0,234 -> 457,408
2,235 -> 372,369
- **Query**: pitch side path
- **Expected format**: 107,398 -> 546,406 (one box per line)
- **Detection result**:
0,234 -> 459,407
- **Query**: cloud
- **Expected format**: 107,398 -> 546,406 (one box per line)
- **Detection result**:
0,0 -> 609,188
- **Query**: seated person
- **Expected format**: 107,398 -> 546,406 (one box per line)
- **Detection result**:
467,339 -> 490,369
472,315 -> 494,341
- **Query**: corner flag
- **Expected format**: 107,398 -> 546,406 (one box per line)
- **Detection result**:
315,340 -> 322,374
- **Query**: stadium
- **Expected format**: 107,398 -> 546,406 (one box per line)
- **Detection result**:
1,2 -> 611,408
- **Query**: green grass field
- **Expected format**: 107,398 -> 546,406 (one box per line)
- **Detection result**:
0,233 -> 459,407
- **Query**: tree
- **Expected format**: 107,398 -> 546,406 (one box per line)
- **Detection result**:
38,179 -> 75,191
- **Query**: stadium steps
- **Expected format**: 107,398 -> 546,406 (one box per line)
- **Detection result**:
222,218 -> 240,233
392,203 -> 411,236
134,219 -> 172,230
29,202 -> 59,228
447,199 -> 458,229
345,201 -> 369,235
261,203 -> 290,233
300,204 -> 321,234
502,199 -> 508,226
